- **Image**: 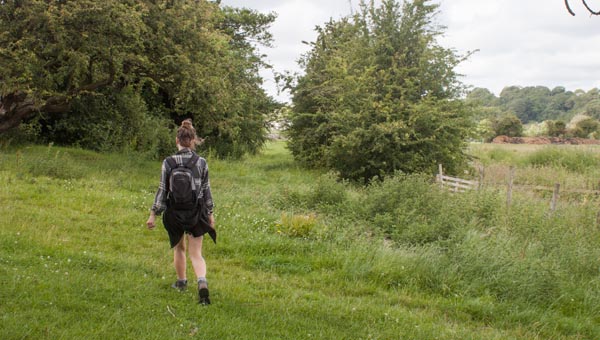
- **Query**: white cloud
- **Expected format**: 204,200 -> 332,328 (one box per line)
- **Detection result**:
221,0 -> 600,101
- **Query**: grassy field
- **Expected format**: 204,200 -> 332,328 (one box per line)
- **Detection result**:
1,141 -> 599,339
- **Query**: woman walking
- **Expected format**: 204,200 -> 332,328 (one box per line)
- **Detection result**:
146,119 -> 216,305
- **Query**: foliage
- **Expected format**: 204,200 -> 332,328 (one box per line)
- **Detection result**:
492,113 -> 523,137
363,173 -> 475,245
475,118 -> 496,142
524,147 -> 600,172
0,0 -> 277,158
277,212 -> 321,238
466,85 -> 599,124
2,141 -> 600,339
571,116 -> 600,138
287,0 -> 473,181
545,120 -> 567,137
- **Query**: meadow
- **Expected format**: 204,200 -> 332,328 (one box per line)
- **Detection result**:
1,141 -> 599,339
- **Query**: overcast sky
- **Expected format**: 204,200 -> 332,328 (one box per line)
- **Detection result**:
220,0 -> 600,102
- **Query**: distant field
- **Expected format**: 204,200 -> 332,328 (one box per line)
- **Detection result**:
468,143 -> 600,194
1,142 -> 599,339
470,142 -> 600,155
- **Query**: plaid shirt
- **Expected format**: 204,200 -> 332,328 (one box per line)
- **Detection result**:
151,148 -> 214,215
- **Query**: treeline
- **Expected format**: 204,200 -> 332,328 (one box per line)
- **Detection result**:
466,86 -> 600,141
0,0 -> 277,159
6,0 -> 598,181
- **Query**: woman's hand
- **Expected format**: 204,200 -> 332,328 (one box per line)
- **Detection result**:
146,213 -> 156,229
209,213 -> 215,228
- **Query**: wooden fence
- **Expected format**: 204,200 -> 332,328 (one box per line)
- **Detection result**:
435,164 -> 600,214
436,164 -> 479,193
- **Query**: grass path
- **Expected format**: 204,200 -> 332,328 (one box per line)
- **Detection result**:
0,142 -> 595,339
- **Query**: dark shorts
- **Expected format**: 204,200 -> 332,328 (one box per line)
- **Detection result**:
162,205 -> 216,248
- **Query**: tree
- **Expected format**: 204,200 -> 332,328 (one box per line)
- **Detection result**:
493,113 -> 523,137
546,120 -> 566,137
0,0 -> 140,133
288,0 -> 473,182
0,0 -> 277,157
476,118 -> 496,142
476,84 -> 597,124
466,88 -> 498,107
569,115 -> 600,138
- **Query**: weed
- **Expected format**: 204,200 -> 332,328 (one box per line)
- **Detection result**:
277,212 -> 320,238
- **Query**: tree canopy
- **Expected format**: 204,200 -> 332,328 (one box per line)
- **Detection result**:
0,0 -> 277,158
286,0 -> 473,182
466,86 -> 600,123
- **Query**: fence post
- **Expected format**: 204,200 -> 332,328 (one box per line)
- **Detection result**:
478,165 -> 484,190
506,166 -> 515,209
438,164 -> 444,189
550,183 -> 560,212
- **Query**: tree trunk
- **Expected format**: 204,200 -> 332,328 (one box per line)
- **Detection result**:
0,91 -> 70,134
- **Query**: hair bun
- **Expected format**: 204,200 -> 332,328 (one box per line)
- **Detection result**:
181,119 -> 194,129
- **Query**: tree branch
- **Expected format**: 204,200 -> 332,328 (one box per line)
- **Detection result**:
0,91 -> 36,133
567,0 -> 600,15
0,58 -> 116,133
565,0 -> 576,15
72,57 -> 116,94
582,0 -> 600,15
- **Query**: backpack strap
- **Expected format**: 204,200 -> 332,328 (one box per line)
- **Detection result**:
166,153 -> 198,171
166,156 -> 178,170
184,153 -> 199,170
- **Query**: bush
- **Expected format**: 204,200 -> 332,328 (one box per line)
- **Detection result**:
493,113 -> 523,137
37,87 -> 174,160
277,213 -> 322,238
364,173 -> 474,245
546,120 -> 566,137
572,117 -> 600,138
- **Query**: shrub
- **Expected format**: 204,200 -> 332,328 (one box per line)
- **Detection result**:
364,173 -> 473,245
307,173 -> 348,209
546,120 -> 566,137
493,113 -> 523,137
38,88 -> 174,160
277,213 -> 321,238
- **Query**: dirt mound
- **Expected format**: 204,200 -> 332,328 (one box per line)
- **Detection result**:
492,136 -> 600,145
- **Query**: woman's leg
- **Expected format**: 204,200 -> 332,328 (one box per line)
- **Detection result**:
187,235 -> 206,280
188,235 -> 209,304
173,235 -> 187,280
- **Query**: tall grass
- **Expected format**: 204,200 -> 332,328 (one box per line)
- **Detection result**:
1,142 -> 599,339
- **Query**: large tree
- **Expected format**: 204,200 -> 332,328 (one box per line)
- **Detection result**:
287,0 -> 473,181
0,0 -> 276,157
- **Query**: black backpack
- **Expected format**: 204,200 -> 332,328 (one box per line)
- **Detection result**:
166,153 -> 200,210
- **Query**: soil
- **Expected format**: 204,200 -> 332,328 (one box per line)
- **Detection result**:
491,135 -> 600,145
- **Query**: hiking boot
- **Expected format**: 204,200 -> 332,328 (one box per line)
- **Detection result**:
171,279 -> 187,291
198,281 -> 210,305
